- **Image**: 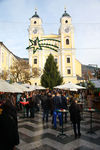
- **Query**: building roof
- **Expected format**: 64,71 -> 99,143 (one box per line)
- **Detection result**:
62,10 -> 70,18
0,42 -> 18,59
0,42 -> 29,63
32,11 -> 40,18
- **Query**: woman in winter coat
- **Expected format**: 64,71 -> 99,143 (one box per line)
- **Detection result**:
69,99 -> 81,138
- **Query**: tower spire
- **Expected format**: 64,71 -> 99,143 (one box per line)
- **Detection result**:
35,8 -> 37,13
61,6 -> 70,17
64,6 -> 66,12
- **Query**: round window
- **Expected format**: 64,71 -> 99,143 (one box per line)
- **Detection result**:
65,20 -> 68,23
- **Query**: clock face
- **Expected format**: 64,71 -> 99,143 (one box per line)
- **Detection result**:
33,29 -> 37,34
65,27 -> 70,33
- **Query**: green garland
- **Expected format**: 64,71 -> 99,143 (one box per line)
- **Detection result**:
26,37 -> 60,54
40,43 -> 59,48
41,46 -> 58,52
39,38 -> 60,42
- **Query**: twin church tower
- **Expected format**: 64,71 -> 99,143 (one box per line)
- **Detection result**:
28,9 -> 82,85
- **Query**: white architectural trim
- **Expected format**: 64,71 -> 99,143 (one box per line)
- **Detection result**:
29,49 -> 33,67
43,49 -> 45,68
71,26 -> 74,48
72,50 -> 76,76
61,34 -> 63,49
39,35 -> 41,69
62,50 -> 65,76
39,51 -> 41,69
59,50 -> 61,73
58,50 -> 61,74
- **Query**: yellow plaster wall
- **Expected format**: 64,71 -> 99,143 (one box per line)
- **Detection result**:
75,59 -> 82,77
63,77 -> 77,84
0,43 -> 17,72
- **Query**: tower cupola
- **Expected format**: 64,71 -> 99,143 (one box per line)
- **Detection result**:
61,7 -> 71,18
62,10 -> 70,18
32,9 -> 40,18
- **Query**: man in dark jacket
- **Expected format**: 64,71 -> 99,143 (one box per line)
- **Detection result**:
53,91 -> 63,128
29,94 -> 35,118
42,92 -> 50,122
69,99 -> 81,138
61,93 -> 68,123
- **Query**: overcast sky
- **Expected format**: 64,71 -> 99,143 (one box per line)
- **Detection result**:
0,0 -> 100,67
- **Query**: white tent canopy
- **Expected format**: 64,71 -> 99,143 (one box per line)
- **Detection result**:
21,83 -> 36,91
0,79 -> 23,93
54,82 -> 86,91
30,85 -> 46,90
22,84 -> 46,90
13,83 -> 46,92
12,82 -> 32,92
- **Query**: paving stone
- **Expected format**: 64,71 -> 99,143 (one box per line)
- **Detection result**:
17,110 -> 100,150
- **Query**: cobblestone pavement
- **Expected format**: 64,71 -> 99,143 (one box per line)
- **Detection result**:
16,110 -> 100,150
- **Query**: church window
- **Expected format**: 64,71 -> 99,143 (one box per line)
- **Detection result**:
67,69 -> 71,74
67,57 -> 70,63
54,58 -> 57,63
66,39 -> 69,45
65,20 -> 68,23
34,21 -> 37,24
34,58 -> 37,64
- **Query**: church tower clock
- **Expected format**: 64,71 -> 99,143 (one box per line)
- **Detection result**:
29,9 -> 44,40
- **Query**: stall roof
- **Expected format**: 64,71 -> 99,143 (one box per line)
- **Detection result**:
91,80 -> 100,88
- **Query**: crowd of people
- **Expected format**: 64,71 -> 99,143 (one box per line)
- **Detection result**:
17,89 -> 83,137
0,89 -> 85,149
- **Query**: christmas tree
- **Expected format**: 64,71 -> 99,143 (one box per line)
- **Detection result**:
41,54 -> 63,89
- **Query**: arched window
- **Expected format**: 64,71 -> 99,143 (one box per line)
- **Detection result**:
67,57 -> 70,63
34,58 -> 37,64
66,39 -> 69,45
34,21 -> 37,24
67,69 -> 71,74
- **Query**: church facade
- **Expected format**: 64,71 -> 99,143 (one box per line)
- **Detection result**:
28,10 -> 82,85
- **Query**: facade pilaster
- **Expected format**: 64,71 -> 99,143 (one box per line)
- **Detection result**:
72,50 -> 76,76
62,50 -> 65,76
